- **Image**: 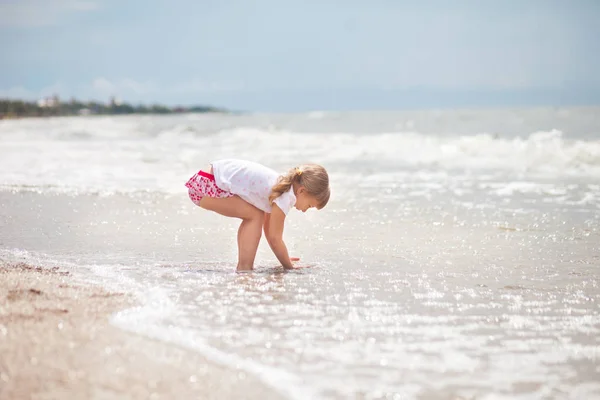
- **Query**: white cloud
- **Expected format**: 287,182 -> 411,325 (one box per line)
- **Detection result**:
0,0 -> 100,28
39,82 -> 68,97
86,77 -> 242,100
0,86 -> 36,99
91,77 -> 116,93
120,78 -> 159,95
170,78 -> 246,94
1,77 -> 245,104
0,82 -> 67,100
89,77 -> 158,97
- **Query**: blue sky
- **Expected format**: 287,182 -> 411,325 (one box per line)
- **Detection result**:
1,0 -> 599,111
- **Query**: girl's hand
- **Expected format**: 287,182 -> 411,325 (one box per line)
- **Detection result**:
286,259 -> 312,270
287,264 -> 312,270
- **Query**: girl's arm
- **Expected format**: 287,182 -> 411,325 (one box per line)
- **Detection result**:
265,204 -> 295,269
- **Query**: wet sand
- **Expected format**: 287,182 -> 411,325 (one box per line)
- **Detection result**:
0,262 -> 281,400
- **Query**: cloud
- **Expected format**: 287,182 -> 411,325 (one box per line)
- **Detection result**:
38,82 -> 68,97
170,78 -> 245,94
91,77 -> 116,93
120,78 -> 159,95
0,82 -> 67,100
85,77 -> 243,102
1,77 -> 228,104
0,0 -> 99,28
0,86 -> 36,99
89,77 -> 158,96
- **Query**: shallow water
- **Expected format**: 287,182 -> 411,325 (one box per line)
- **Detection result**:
1,108 -> 599,399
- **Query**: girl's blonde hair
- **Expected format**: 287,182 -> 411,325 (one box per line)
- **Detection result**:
269,164 -> 330,209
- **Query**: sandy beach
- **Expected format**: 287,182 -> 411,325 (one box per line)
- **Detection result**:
1,110 -> 599,398
0,262 -> 281,400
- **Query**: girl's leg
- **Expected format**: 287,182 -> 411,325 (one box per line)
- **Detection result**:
199,195 -> 264,271
235,218 -> 263,271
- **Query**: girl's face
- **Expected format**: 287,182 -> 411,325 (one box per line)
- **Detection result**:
294,187 -> 318,212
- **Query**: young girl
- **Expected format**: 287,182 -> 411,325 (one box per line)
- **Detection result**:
185,159 -> 330,271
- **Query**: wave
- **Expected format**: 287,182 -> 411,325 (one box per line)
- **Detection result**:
216,127 -> 600,176
1,116 -> 599,195
0,248 -> 320,400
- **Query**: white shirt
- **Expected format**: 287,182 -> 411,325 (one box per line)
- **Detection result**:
211,159 -> 297,215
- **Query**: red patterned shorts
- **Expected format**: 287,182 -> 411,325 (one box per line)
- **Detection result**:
185,170 -> 233,206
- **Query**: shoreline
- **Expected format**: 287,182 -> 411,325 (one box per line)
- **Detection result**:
0,110 -> 232,121
0,262 -> 281,400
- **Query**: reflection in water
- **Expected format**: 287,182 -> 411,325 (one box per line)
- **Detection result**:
1,110 -> 599,399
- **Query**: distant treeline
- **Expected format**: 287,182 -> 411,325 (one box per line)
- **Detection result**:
0,98 -> 226,119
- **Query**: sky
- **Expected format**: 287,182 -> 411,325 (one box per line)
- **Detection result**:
1,0 -> 599,112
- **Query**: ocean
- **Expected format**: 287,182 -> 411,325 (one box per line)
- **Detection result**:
1,107 -> 599,399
